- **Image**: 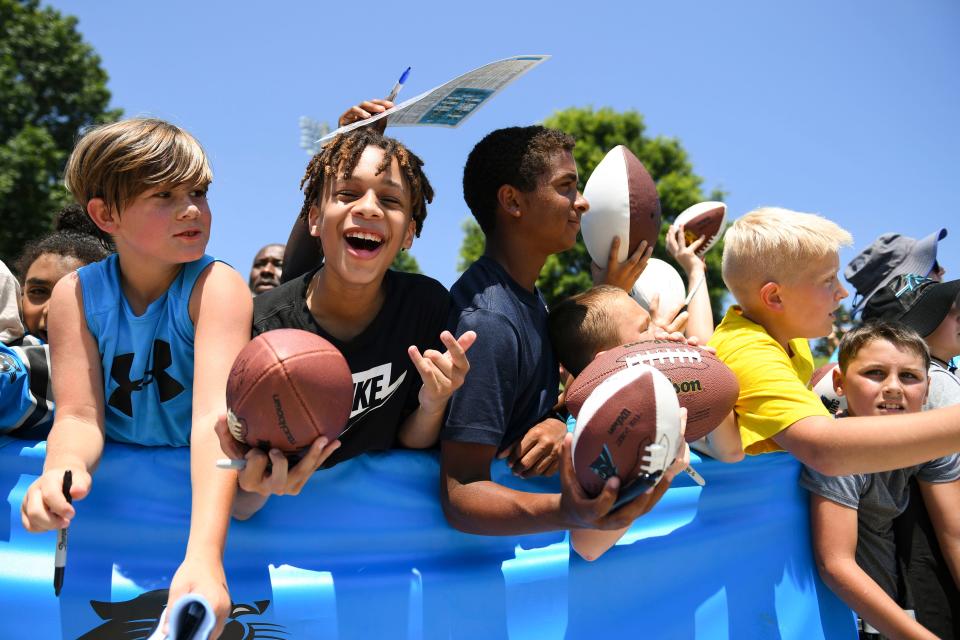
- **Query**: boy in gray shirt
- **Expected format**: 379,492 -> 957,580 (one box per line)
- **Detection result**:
800,322 -> 960,640
861,274 -> 960,636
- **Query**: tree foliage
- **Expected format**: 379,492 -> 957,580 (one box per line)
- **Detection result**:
457,106 -> 728,322
0,0 -> 121,263
390,249 -> 421,274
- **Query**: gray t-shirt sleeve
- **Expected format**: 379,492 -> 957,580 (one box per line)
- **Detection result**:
924,365 -> 960,411
799,465 -> 866,510
917,452 -> 960,484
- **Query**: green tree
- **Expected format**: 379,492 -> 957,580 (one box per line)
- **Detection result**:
390,249 -> 421,274
0,0 -> 121,264
457,106 -> 728,322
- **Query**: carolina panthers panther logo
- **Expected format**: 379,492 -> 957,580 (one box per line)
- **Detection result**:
77,589 -> 286,639
589,444 -> 618,481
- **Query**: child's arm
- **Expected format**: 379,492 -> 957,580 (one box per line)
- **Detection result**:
571,438 -> 690,561
397,330 -> 476,448
919,478 -> 960,588
809,494 -> 938,640
164,263 -> 252,638
690,410 -> 744,462
665,225 -> 713,342
775,409 -> 960,476
20,274 -> 104,531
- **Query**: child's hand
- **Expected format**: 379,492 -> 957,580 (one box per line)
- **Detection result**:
165,553 -> 231,639
20,466 -> 92,532
497,416 -> 567,477
338,99 -> 395,133
591,236 -> 652,290
647,292 -> 688,334
664,409 -> 691,484
558,434 -> 672,531
410,330 -> 477,416
665,225 -> 706,276
214,416 -> 341,496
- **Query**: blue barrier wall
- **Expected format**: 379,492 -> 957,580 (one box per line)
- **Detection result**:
0,436 -> 855,639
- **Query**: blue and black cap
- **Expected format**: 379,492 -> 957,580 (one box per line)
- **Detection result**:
861,274 -> 960,337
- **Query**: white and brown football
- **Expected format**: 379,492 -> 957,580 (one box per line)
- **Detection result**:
566,340 -> 739,443
629,258 -> 687,315
571,365 -> 682,497
581,145 -> 661,266
810,362 -> 845,416
673,201 -> 726,257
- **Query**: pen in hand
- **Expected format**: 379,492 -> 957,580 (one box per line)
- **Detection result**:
385,66 -> 411,103
54,470 -> 72,596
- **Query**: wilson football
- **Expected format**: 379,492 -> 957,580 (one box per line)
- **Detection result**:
566,340 -> 739,442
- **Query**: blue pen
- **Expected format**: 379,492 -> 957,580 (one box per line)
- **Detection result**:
385,66 -> 411,102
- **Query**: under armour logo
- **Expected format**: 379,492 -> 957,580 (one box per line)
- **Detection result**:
107,340 -> 184,417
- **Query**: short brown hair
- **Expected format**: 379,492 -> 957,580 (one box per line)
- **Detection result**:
837,321 -> 930,374
548,285 -> 624,377
298,128 -> 433,236
463,126 -> 576,234
64,118 -> 212,214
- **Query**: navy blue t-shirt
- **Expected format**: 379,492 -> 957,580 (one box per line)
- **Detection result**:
443,256 -> 559,451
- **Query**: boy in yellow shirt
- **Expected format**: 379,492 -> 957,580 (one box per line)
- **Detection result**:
709,207 -> 960,473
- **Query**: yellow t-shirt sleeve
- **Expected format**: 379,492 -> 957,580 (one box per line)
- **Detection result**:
710,309 -> 830,455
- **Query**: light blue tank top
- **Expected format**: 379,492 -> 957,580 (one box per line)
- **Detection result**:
77,254 -> 215,446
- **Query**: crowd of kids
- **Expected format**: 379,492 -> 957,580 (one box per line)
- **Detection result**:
2,100 -> 959,639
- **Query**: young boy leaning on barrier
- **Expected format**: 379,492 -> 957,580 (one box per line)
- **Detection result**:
707,207 -> 960,475
800,322 -> 960,640
547,285 -> 743,560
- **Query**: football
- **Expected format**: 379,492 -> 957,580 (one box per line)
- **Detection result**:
571,365 -> 683,497
566,340 -> 739,442
581,145 -> 661,266
226,329 -> 354,453
673,201 -> 727,257
810,362 -> 845,416
630,258 -> 687,316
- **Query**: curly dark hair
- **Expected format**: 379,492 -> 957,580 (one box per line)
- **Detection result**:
15,204 -> 114,281
462,126 -> 576,234
298,128 -> 433,236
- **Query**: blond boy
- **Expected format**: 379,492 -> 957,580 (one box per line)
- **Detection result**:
709,207 -> 960,474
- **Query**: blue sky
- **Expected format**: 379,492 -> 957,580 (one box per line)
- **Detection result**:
48,0 -> 960,292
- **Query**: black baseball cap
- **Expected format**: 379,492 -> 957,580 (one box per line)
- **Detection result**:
845,229 -> 947,317
861,274 -> 960,337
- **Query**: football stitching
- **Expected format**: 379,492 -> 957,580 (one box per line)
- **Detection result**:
623,349 -> 703,365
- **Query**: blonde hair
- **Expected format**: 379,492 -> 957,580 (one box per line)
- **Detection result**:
64,118 -> 212,214
722,207 -> 852,303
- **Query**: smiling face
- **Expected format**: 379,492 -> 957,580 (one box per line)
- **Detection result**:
516,149 -> 589,255
308,146 -> 415,288
21,252 -> 83,341
779,252 -> 849,339
836,338 -> 929,417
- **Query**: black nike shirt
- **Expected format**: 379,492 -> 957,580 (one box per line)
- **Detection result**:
252,268 -> 451,466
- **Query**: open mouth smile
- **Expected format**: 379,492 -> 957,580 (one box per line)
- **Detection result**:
344,229 -> 385,257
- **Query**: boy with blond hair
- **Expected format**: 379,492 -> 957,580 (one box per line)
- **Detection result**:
18,118 -> 251,637
709,207 -> 960,475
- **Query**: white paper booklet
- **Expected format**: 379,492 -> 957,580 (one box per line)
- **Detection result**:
318,54 -> 550,143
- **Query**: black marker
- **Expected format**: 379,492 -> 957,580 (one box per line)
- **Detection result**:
53,470 -> 72,596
